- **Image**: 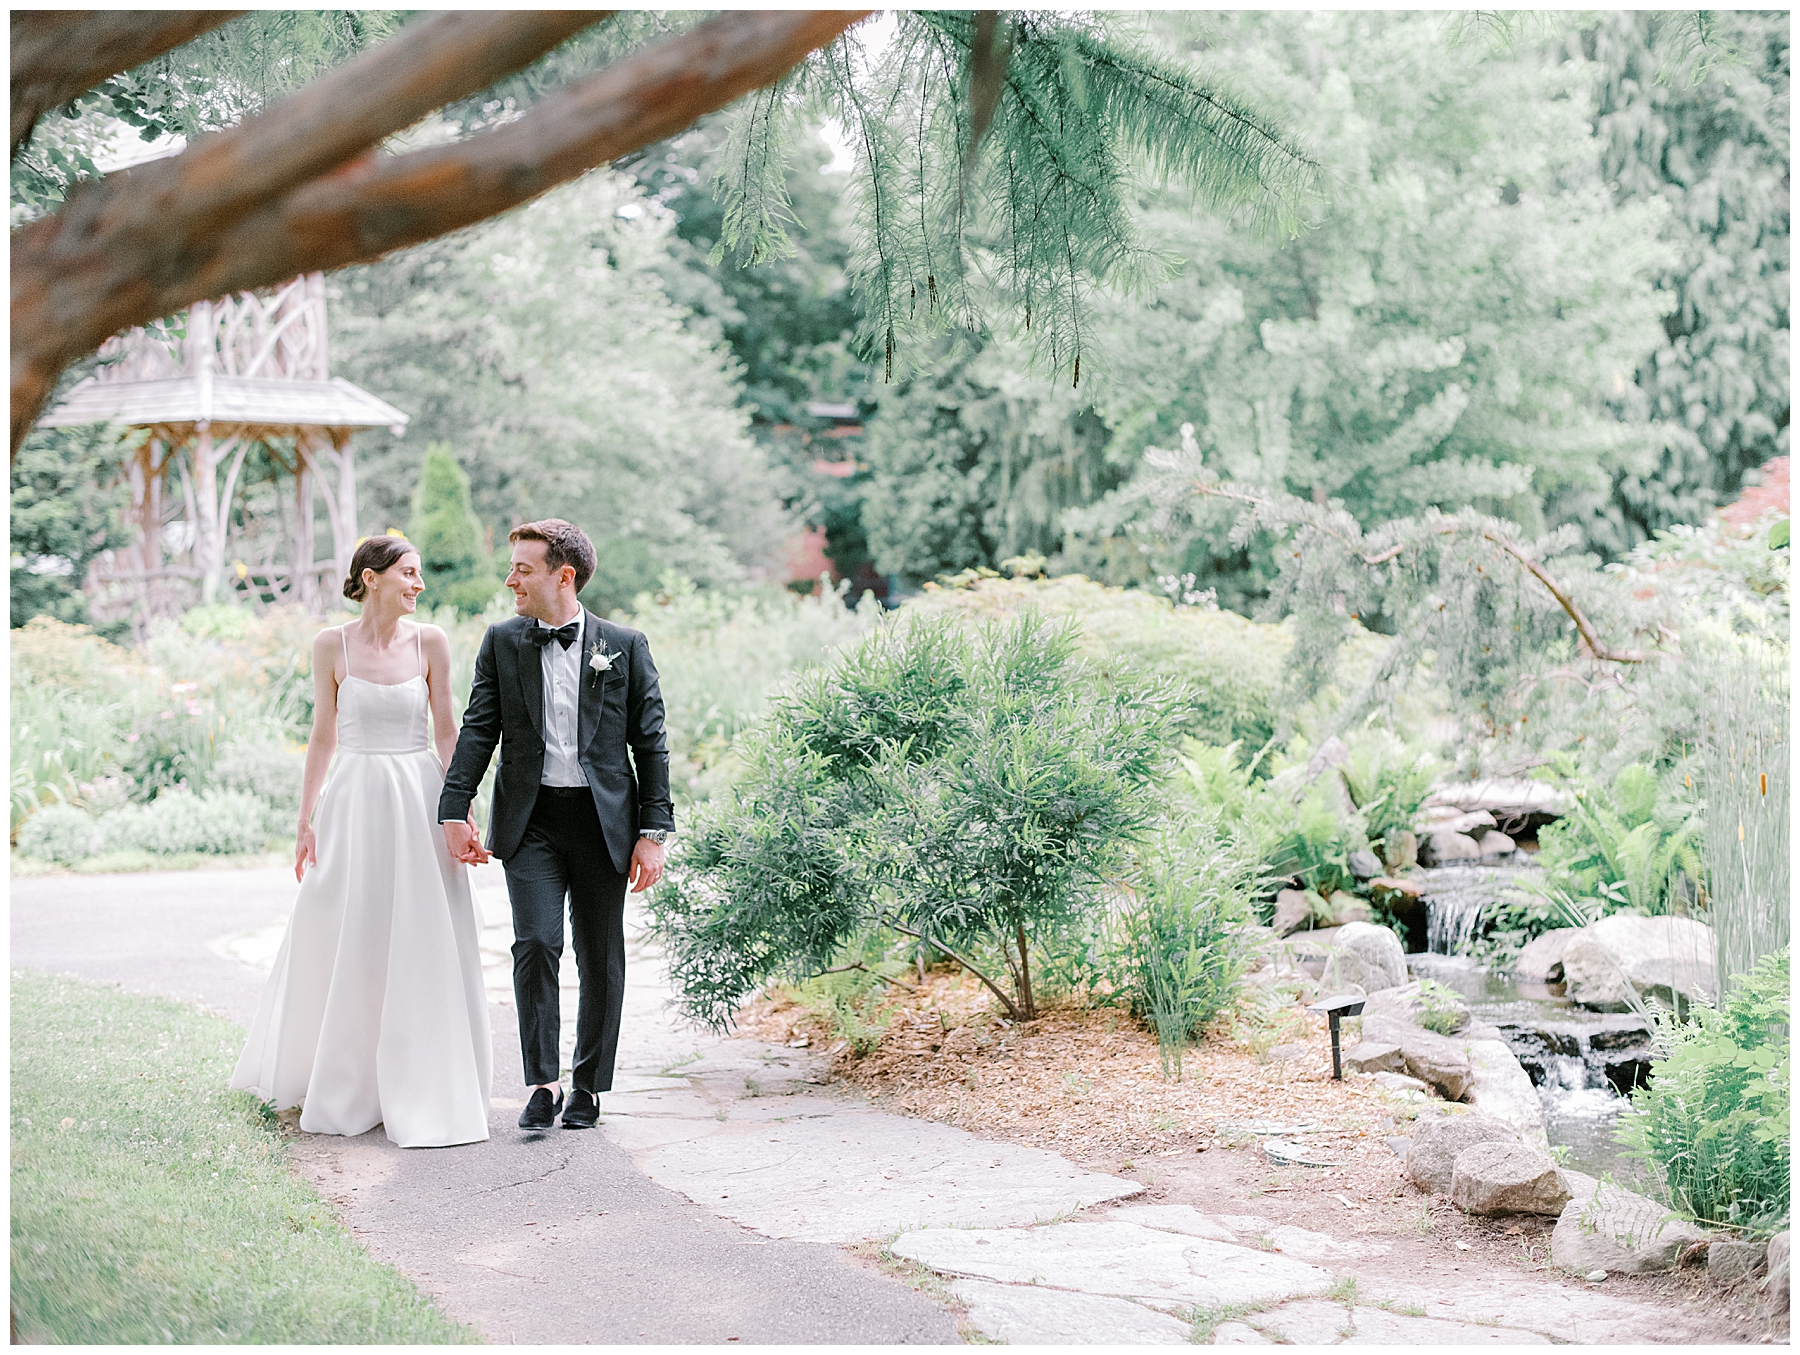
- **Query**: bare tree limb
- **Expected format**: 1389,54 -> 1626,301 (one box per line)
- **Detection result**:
12,9 -> 869,453
11,10 -> 245,158
1481,530 -> 1649,663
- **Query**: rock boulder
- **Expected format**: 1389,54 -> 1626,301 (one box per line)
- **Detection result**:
1404,1113 -> 1520,1195
1323,921 -> 1408,994
1463,1038 -> 1549,1146
1476,830 -> 1517,859
1763,1231 -> 1789,1315
1272,889 -> 1312,936
1342,1041 -> 1404,1074
1514,928 -> 1583,983
1347,849 -> 1384,880
1363,1015 -> 1474,1101
1708,1238 -> 1767,1287
1422,830 -> 1483,866
1550,1182 -> 1709,1275
1450,1141 -> 1571,1216
1562,915 -> 1717,1010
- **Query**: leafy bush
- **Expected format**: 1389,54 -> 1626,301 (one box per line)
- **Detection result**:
1617,948 -> 1790,1233
620,576 -> 880,800
1098,821 -> 1263,1077
650,610 -> 1177,1030
211,739 -> 306,828
94,789 -> 271,857
906,572 -> 1289,751
1340,728 -> 1441,858
16,803 -> 100,864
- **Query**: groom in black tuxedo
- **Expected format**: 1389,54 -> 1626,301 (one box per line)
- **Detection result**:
439,519 -> 675,1132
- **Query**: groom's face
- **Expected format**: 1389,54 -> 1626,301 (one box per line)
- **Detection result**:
506,540 -> 574,622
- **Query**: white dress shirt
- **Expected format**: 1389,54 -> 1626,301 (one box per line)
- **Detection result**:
538,614 -> 586,787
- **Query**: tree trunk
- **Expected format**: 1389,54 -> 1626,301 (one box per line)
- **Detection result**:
1014,923 -> 1036,1022
293,454 -> 318,612
11,11 -> 870,453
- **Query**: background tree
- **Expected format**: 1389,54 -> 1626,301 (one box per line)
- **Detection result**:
10,425 -> 129,632
1576,12 -> 1790,536
405,443 -> 499,618
332,171 -> 791,613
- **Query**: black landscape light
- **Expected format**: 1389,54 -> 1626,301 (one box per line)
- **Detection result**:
1308,993 -> 1366,1080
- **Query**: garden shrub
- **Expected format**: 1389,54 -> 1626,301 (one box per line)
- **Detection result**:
211,739 -> 306,827
1617,948 -> 1790,1233
650,609 -> 1178,1030
1098,820 -> 1263,1077
16,803 -> 100,864
94,789 -> 271,857
906,572 -> 1288,750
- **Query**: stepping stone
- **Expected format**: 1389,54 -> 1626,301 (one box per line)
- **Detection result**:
891,1220 -> 1333,1309
949,1279 -> 1192,1344
1250,1298 -> 1551,1344
1112,1204 -> 1237,1241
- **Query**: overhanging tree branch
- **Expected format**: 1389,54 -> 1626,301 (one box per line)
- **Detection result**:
11,9 -> 870,453
10,10 -> 245,158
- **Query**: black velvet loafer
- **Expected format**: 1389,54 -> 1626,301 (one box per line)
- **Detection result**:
518,1086 -> 563,1130
562,1089 -> 599,1129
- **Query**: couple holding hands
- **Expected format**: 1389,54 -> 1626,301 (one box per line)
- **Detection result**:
230,519 -> 674,1144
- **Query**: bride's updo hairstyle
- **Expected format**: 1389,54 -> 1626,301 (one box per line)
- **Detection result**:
344,535 -> 416,602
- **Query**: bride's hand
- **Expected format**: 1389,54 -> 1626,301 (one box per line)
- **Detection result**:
295,825 -> 318,882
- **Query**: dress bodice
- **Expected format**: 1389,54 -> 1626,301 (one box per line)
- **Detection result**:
333,624 -> 430,756
336,676 -> 430,755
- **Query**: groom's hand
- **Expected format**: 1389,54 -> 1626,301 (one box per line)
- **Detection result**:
628,837 -> 666,893
443,818 -> 489,866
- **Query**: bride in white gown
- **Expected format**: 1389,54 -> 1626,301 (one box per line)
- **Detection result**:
231,536 -> 492,1147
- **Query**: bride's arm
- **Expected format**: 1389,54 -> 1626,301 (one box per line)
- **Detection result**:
422,624 -> 459,770
295,628 -> 340,881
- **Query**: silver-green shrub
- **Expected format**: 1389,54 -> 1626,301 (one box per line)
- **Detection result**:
94,790 -> 270,857
16,804 -> 100,864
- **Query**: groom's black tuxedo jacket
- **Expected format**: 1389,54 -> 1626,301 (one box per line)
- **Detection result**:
437,609 -> 675,872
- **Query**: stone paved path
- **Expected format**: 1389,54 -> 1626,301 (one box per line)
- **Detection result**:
12,866 -> 1745,1345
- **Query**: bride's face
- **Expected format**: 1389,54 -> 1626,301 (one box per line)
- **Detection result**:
367,552 -> 424,612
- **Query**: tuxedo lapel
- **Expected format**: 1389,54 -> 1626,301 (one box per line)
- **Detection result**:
578,609 -> 601,754
516,622 -> 544,747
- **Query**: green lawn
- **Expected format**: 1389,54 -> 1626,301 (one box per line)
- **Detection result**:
10,969 -> 478,1344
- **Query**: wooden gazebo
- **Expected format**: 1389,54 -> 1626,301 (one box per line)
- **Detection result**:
38,273 -> 407,622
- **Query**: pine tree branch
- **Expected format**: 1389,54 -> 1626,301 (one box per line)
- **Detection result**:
12,10 -> 870,454
10,10 -> 246,158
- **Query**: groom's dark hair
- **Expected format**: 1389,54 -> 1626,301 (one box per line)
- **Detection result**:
510,519 -> 596,594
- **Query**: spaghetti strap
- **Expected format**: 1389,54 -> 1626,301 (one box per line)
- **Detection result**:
415,622 -> 424,681
340,625 -> 350,680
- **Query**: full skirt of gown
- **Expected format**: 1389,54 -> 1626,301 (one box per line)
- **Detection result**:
230,676 -> 492,1147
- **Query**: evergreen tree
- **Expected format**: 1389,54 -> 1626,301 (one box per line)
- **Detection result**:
10,425 -> 128,631
1576,12 -> 1790,534
405,443 -> 499,617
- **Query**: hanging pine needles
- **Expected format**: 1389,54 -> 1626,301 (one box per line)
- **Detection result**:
708,11 -> 1320,388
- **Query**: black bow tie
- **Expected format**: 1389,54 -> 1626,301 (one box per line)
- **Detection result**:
531,621 -> 580,650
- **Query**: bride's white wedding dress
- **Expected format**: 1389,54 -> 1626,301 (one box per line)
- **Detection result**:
231,627 -> 492,1147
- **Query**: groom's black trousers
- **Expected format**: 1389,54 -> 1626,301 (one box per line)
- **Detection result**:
503,787 -> 628,1095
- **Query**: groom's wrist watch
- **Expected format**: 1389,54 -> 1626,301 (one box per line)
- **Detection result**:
639,829 -> 673,845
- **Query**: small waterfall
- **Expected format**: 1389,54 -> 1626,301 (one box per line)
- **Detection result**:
1425,889 -> 1485,954
1542,1055 -> 1587,1091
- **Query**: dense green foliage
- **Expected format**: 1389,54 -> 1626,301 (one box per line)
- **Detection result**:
10,426 -> 130,633
331,172 -> 792,614
650,611 -> 1178,1028
1617,948 -> 1790,1233
1579,13 -> 1790,536
10,970 -> 475,1343
406,443 -> 500,617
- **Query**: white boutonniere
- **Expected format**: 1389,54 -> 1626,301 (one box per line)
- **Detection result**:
588,643 -> 620,685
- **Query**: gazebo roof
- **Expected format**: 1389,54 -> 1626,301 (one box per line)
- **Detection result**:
35,273 -> 409,437
37,373 -> 409,434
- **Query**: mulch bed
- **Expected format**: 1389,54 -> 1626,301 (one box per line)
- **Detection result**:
739,967 -> 1404,1176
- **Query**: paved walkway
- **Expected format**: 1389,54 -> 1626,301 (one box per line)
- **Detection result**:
12,866 -> 1745,1345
